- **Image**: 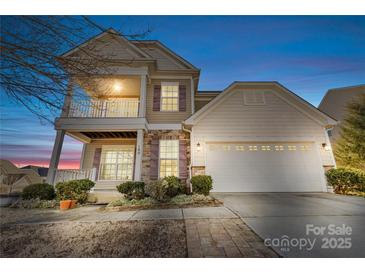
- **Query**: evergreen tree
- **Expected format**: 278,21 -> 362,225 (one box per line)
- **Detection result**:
334,94 -> 365,170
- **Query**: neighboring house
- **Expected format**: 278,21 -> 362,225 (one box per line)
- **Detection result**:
318,85 -> 365,144
0,160 -> 43,195
47,29 -> 337,199
20,165 -> 49,183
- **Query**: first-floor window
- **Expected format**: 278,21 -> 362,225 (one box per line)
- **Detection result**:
159,140 -> 179,178
99,146 -> 134,180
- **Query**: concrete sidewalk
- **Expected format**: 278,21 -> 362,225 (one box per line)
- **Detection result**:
1,206 -> 237,225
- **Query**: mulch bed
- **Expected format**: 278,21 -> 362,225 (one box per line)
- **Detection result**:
103,199 -> 223,212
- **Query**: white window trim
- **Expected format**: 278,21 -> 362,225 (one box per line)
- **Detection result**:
158,139 -> 179,179
98,145 -> 135,181
160,82 -> 179,112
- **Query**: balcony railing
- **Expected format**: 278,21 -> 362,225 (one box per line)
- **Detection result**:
55,168 -> 97,183
69,99 -> 139,118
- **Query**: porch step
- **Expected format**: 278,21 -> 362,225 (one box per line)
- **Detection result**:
88,190 -> 123,204
93,181 -> 119,191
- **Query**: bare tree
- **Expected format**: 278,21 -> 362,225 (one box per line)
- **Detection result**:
0,16 -> 150,123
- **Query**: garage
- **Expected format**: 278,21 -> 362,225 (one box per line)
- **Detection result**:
206,142 -> 326,192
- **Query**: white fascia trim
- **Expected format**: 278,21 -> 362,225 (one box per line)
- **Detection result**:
185,82 -> 337,127
271,90 -> 331,127
148,123 -> 182,130
150,75 -> 192,79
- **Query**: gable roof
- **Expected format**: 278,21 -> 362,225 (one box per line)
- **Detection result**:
61,28 -> 151,59
185,81 -> 337,127
60,29 -> 199,72
131,40 -> 199,71
318,84 -> 365,121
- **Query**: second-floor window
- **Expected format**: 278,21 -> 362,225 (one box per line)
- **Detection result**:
161,82 -> 179,111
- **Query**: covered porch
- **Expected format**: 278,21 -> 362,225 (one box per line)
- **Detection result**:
48,129 -> 144,190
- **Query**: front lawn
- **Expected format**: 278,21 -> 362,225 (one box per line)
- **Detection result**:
106,194 -> 222,211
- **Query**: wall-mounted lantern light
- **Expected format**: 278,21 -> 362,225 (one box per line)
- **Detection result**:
197,142 -> 201,152
113,82 -> 123,93
322,143 -> 331,151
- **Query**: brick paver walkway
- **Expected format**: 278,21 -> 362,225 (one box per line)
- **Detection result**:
185,218 -> 278,258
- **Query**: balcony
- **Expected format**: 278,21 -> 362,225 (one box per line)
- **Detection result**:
69,98 -> 139,118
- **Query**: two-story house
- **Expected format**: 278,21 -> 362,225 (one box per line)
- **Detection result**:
47,29 -> 337,201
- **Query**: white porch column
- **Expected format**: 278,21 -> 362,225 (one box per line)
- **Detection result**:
46,130 -> 65,185
134,129 -> 144,181
139,74 -> 147,117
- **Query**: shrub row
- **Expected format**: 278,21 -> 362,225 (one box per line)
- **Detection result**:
22,179 -> 95,204
116,175 -> 213,202
326,167 -> 365,194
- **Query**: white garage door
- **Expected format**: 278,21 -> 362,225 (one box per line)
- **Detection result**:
206,142 -> 325,192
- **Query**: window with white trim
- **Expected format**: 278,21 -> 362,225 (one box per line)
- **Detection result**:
161,82 -> 179,111
99,146 -> 134,180
159,140 -> 179,178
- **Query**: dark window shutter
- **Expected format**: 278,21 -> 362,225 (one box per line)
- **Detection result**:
153,85 -> 161,111
92,148 -> 102,180
179,140 -> 188,179
179,85 -> 186,112
150,138 -> 159,180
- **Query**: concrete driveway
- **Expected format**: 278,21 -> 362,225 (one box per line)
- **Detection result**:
214,193 -> 365,258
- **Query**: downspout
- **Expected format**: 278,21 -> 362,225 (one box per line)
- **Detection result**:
182,124 -> 193,191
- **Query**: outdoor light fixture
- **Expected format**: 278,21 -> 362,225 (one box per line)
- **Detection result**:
197,142 -> 201,152
113,82 -> 123,92
322,143 -> 331,151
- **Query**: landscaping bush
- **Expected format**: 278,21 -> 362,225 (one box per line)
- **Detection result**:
145,180 -> 169,202
22,183 -> 55,200
145,177 -> 185,202
326,167 -> 365,194
162,176 -> 185,197
55,179 -> 95,203
116,181 -> 145,200
191,175 -> 213,195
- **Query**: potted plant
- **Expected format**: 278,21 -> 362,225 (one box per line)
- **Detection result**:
55,182 -> 72,210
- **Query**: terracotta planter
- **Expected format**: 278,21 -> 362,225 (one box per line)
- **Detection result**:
70,200 -> 77,209
60,200 -> 71,210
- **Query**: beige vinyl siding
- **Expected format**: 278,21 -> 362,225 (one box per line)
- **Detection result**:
146,79 -> 192,123
137,45 -> 185,70
68,34 -> 144,60
192,88 -> 335,167
81,139 -> 136,170
318,85 -> 365,142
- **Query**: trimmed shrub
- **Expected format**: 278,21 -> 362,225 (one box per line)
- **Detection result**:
191,175 -> 213,196
145,177 -> 185,202
116,181 -> 145,200
145,180 -> 169,202
162,176 -> 185,197
55,179 -> 95,203
22,183 -> 55,200
326,167 -> 365,194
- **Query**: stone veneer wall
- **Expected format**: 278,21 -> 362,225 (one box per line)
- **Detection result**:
142,130 -> 190,184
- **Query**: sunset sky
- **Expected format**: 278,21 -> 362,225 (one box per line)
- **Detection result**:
1,16 -> 365,169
